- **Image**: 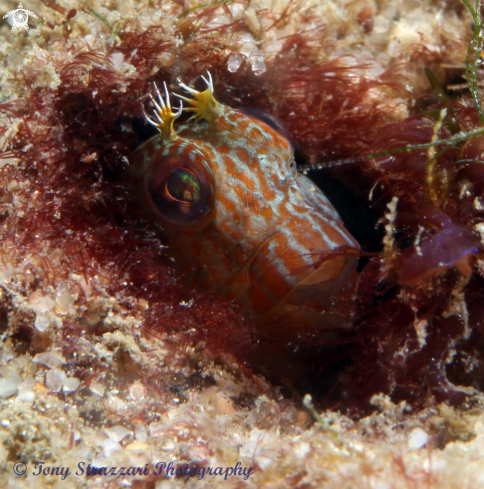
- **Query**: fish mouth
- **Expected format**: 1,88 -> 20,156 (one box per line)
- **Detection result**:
252,247 -> 360,339
233,228 -> 360,329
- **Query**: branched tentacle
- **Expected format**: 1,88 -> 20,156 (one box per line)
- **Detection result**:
143,82 -> 182,140
174,71 -> 220,124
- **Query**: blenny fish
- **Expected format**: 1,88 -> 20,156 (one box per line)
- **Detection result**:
133,73 -> 360,340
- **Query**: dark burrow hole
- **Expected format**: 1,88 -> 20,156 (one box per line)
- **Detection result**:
302,168 -> 384,268
131,115 -> 159,146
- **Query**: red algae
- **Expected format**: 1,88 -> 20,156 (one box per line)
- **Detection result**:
339,100 -> 484,409
398,207 -> 482,285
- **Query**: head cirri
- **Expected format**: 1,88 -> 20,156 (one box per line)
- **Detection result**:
133,73 -> 360,340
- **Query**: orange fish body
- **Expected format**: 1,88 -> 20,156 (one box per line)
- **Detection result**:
134,75 -> 360,340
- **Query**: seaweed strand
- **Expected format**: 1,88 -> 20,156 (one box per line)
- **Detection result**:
460,0 -> 484,124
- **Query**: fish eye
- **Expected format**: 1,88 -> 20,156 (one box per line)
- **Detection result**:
146,152 -> 214,227
166,169 -> 201,203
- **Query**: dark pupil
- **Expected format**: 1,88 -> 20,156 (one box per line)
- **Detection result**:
167,169 -> 200,203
